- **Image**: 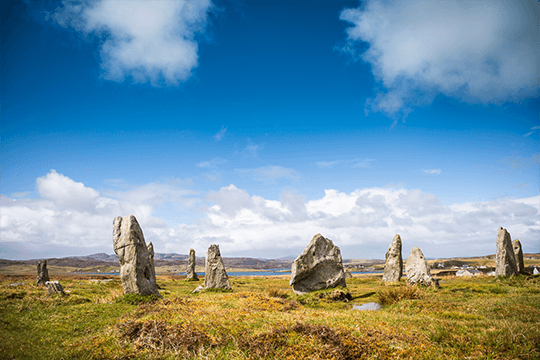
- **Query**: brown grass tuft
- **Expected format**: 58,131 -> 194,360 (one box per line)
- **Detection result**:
378,286 -> 423,305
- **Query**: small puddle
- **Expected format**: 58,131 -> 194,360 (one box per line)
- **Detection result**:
352,302 -> 381,311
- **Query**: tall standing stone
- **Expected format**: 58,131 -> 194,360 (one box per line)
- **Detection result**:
113,215 -> 160,297
36,260 -> 50,286
512,239 -> 524,274
495,227 -> 517,277
289,234 -> 346,295
147,242 -> 158,287
405,247 -> 438,287
204,244 -> 231,290
186,248 -> 199,281
382,234 -> 403,282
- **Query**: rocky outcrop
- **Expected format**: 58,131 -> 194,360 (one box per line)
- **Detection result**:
289,234 -> 346,295
45,281 -> 65,295
382,234 -> 403,282
113,215 -> 160,297
405,247 -> 438,287
512,239 -> 524,274
204,245 -> 231,290
37,260 -> 50,286
495,227 -> 517,277
186,248 -> 199,281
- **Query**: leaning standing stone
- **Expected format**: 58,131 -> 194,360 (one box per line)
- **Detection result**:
405,247 -> 438,287
45,281 -> 65,295
289,234 -> 346,295
113,215 -> 160,297
37,260 -> 50,286
495,227 -> 518,277
512,239 -> 525,274
204,244 -> 231,290
186,248 -> 199,281
382,234 -> 403,282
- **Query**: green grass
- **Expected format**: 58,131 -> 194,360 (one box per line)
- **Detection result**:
1,274 -> 539,359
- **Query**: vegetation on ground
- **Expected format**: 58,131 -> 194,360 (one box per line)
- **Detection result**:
1,273 -> 539,359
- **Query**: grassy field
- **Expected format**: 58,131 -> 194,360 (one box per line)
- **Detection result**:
1,273 -> 539,359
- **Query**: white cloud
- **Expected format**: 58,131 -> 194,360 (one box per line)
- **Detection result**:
316,158 -> 374,168
340,0 -> 540,118
214,126 -> 227,141
316,160 -> 344,168
197,157 -> 227,168
524,126 -> 540,137
236,165 -> 301,183
2,171 -> 539,259
424,169 -> 441,175
53,0 -> 212,85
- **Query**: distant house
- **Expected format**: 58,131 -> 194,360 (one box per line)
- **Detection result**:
456,269 -> 482,277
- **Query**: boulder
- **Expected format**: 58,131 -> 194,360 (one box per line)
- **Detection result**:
405,247 -> 439,287
147,242 -> 158,286
344,271 -> 353,279
495,227 -> 517,277
113,215 -> 160,297
512,239 -> 525,274
204,244 -> 231,290
186,248 -> 199,281
289,234 -> 346,295
36,260 -> 50,286
45,281 -> 65,295
382,234 -> 403,282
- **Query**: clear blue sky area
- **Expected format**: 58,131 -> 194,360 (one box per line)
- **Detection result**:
1,0 -> 539,260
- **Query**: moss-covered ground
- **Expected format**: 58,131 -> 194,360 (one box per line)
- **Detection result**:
1,273 -> 539,359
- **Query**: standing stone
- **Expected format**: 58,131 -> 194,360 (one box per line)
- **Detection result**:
45,281 -> 65,295
289,234 -> 346,295
495,227 -> 518,277
204,244 -> 231,290
113,215 -> 160,297
186,248 -> 199,281
147,242 -> 158,286
512,239 -> 525,274
36,260 -> 50,286
405,247 -> 438,287
382,234 -> 403,282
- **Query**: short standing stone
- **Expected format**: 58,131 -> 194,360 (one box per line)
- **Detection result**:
204,244 -> 231,290
344,271 -> 353,279
186,248 -> 199,281
45,281 -> 65,295
382,234 -> 403,282
113,215 -> 160,297
512,239 -> 525,274
405,247 -> 438,287
37,260 -> 50,286
495,227 -> 517,277
289,234 -> 346,295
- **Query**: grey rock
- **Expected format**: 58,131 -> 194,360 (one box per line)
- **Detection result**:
512,239 -> 525,274
37,260 -> 50,286
405,247 -> 439,287
45,280 -> 65,295
534,268 -> 539,275
344,271 -> 353,279
192,285 -> 204,293
113,215 -> 160,297
352,302 -> 381,311
289,234 -> 346,295
382,234 -> 403,282
186,248 -> 199,281
495,227 -> 518,277
204,244 -> 231,290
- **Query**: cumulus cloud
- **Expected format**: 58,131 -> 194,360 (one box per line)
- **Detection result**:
424,169 -> 441,175
2,171 -> 539,259
53,0 -> 212,85
340,0 -> 540,118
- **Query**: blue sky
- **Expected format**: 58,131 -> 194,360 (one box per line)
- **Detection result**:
1,0 -> 539,260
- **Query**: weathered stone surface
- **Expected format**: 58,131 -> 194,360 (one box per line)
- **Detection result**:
344,271 -> 353,279
204,244 -> 231,290
113,215 -> 160,296
289,234 -> 346,295
512,239 -> 525,274
186,248 -> 199,281
382,234 -> 403,282
45,281 -> 65,295
405,247 -> 439,287
495,227 -> 517,277
37,260 -> 50,286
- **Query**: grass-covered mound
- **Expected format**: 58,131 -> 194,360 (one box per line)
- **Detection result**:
0,274 -> 539,359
